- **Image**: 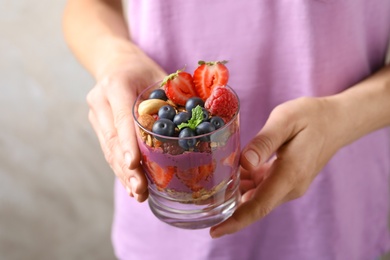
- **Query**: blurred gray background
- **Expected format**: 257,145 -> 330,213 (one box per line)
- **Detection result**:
0,1 -> 389,260
0,0 -> 116,259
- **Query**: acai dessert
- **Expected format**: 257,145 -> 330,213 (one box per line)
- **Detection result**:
133,61 -> 240,229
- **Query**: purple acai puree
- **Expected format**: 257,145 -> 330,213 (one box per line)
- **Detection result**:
138,130 -> 240,193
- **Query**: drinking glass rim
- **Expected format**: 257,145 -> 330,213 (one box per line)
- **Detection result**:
132,83 -> 240,141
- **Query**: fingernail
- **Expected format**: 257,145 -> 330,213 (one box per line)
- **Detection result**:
130,177 -> 139,193
244,149 -> 259,167
125,152 -> 132,168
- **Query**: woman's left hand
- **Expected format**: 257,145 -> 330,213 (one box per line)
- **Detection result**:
210,96 -> 348,238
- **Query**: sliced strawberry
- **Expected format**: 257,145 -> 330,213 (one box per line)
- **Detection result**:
198,159 -> 216,181
162,70 -> 197,106
177,160 -> 216,191
143,155 -> 175,190
177,167 -> 202,191
221,150 -> 239,168
193,60 -> 229,100
222,149 -> 240,190
177,167 -> 199,182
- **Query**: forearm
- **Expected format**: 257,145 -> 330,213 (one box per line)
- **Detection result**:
330,65 -> 390,145
63,0 -> 140,78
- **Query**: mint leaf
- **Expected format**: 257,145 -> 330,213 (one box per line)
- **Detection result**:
178,105 -> 203,130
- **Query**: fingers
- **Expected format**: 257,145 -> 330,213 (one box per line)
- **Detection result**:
209,99 -> 337,238
87,87 -> 148,199
84,57 -> 167,203
239,159 -> 274,194
211,104 -> 308,238
240,105 -> 298,172
103,77 -> 140,170
125,166 -> 149,202
210,158 -> 296,238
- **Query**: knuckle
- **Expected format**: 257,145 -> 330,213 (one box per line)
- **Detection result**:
121,161 -> 130,174
98,75 -> 115,90
99,74 -> 126,92
295,96 -> 312,105
271,102 -> 288,116
104,129 -> 117,145
272,103 -> 295,123
86,75 -> 119,106
86,87 -> 100,107
251,196 -> 274,219
254,203 -> 273,219
103,130 -> 117,163
273,97 -> 315,120
113,108 -> 131,129
252,134 -> 274,157
103,149 -> 115,167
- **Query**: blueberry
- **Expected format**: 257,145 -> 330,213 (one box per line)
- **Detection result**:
201,108 -> 210,121
209,116 -> 225,129
158,105 -> 176,121
185,97 -> 204,112
173,112 -> 191,126
149,89 -> 168,101
195,121 -> 216,141
178,128 -> 197,150
152,119 -> 175,140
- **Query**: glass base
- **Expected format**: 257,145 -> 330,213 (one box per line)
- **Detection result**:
148,186 -> 241,229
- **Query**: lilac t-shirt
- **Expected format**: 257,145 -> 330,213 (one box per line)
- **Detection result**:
112,1 -> 390,259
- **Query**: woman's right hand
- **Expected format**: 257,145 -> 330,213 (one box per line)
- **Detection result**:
86,50 -> 166,202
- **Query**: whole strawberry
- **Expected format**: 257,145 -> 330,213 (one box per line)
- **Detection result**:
205,86 -> 238,122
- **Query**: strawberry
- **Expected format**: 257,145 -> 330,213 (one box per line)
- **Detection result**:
193,60 -> 229,100
198,159 -> 216,181
221,150 -> 240,168
143,155 -> 175,190
176,167 -> 199,182
177,167 -> 202,191
177,160 -> 216,191
162,70 -> 197,106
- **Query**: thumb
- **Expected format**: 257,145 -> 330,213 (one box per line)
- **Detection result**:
240,108 -> 295,171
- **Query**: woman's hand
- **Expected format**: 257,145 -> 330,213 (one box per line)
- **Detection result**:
209,65 -> 390,238
63,0 -> 168,201
87,51 -> 166,202
210,96 -> 349,237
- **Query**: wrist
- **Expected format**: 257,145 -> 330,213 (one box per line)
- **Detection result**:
92,37 -> 142,79
326,65 -> 390,146
91,37 -> 166,92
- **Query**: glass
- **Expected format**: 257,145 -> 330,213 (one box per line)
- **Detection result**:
132,82 -> 241,229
